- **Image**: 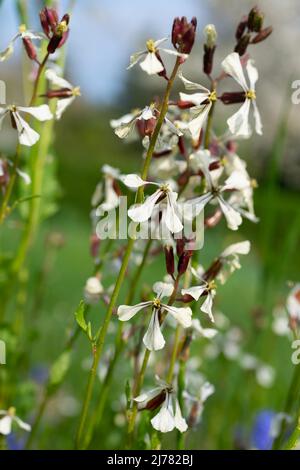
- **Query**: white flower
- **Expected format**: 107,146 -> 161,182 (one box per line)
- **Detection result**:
0,408 -> 31,435
112,106 -> 156,139
128,38 -> 188,76
45,69 -> 81,119
287,284 -> 300,321
0,104 -> 53,146
117,282 -> 192,351
93,165 -> 121,212
121,174 -> 183,233
184,152 -> 251,231
183,381 -> 215,426
217,240 -> 251,284
0,24 -> 44,62
84,277 -> 103,304
191,318 -> 218,339
182,267 -> 216,322
179,72 -> 217,140
221,52 -> 262,137
256,364 -> 275,388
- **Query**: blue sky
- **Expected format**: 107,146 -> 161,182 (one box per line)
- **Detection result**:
0,0 -> 208,103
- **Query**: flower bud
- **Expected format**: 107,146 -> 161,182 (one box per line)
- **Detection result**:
172,16 -> 197,55
203,24 -> 217,75
219,92 -> 246,105
203,259 -> 222,282
39,7 -> 59,37
22,37 -> 37,61
235,17 -> 248,40
177,250 -> 193,275
251,26 -> 273,44
164,245 -> 175,276
176,238 -> 185,258
234,33 -> 251,56
203,24 -> 217,49
84,276 -> 103,304
136,116 -> 157,137
247,6 -> 264,33
145,390 -> 167,411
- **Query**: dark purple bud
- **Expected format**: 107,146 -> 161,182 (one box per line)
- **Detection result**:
40,7 -> 59,37
203,258 -> 223,282
203,44 -> 216,75
220,91 -> 246,105
181,293 -> 195,303
248,6 -> 264,32
235,16 -> 248,40
42,88 -> 73,99
234,33 -> 251,56
251,26 -> 273,44
136,116 -> 157,137
178,250 -> 193,275
176,238 -> 185,258
145,390 -> 166,411
177,99 -> 195,109
172,16 -> 197,55
164,245 -> 175,276
22,37 -> 37,61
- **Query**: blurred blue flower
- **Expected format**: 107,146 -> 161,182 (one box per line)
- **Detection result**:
6,433 -> 26,451
251,410 -> 276,450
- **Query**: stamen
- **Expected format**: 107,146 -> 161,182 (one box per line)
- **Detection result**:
146,39 -> 156,53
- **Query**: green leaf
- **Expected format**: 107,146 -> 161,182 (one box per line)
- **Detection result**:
48,351 -> 71,392
74,301 -> 93,342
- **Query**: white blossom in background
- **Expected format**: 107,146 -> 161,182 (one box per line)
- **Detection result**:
92,165 -> 121,213
0,408 -> 31,435
127,38 -> 187,75
183,381 -> 215,426
217,240 -> 251,284
222,52 -> 262,137
112,106 -> 156,139
286,283 -> 300,321
191,318 -> 218,339
0,104 -> 53,146
121,174 -> 183,233
45,69 -> 81,119
117,282 -> 192,351
179,72 -> 217,140
84,276 -> 103,305
0,24 -> 44,62
182,266 -> 216,322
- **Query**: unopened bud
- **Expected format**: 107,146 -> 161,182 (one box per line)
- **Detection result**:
145,390 -> 166,411
22,37 -> 37,60
204,24 -> 217,49
39,7 -> 59,37
220,92 -> 246,105
178,250 -> 193,275
251,26 -> 273,44
164,245 -> 175,276
248,6 -> 264,32
136,116 -> 157,137
235,17 -> 248,40
172,16 -> 197,55
234,33 -> 251,56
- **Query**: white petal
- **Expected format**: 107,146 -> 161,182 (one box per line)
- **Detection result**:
153,282 -> 174,299
121,174 -> 149,189
221,241 -> 251,258
160,48 -> 188,60
192,319 -> 218,339
183,192 -> 213,220
154,37 -> 168,48
246,59 -> 259,91
181,285 -> 206,301
134,387 -> 162,404
139,106 -> 156,121
227,99 -> 251,138
164,117 -> 183,137
221,52 -> 248,91
140,52 -> 164,75
14,416 -> 31,432
0,416 -> 12,435
16,168 -> 31,185
252,101 -> 263,135
13,112 -> 40,147
55,97 -> 75,120
188,103 -> 211,140
18,104 -> 53,122
201,382 -> 215,402
45,68 -> 72,89
128,189 -> 162,223
217,195 -> 242,231
165,191 -> 183,233
114,117 -> 137,139
127,50 -> 146,69
117,302 -> 152,321
151,398 -> 175,433
201,293 -> 215,322
178,72 -> 210,92
174,400 -> 188,432
180,92 -> 210,106
143,311 -> 166,351
163,305 -> 192,328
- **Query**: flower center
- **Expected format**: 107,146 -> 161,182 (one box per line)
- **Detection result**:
8,105 -> 17,113
160,183 -> 170,193
153,298 -> 161,309
56,20 -> 68,35
208,280 -> 216,291
146,39 -> 156,53
209,90 -> 217,102
72,86 -> 81,97
19,24 -> 27,34
7,407 -> 16,417
246,90 -> 256,100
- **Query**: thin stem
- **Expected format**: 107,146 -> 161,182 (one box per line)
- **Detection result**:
204,101 -> 215,150
29,53 -> 50,107
75,57 -> 182,449
0,145 -> 21,224
166,325 -> 181,384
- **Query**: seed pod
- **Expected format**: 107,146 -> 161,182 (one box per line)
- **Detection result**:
248,6 -> 264,32
203,44 -> 216,75
177,250 -> 193,275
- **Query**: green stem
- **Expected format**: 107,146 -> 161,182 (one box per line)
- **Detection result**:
0,145 -> 21,224
204,100 -> 215,150
166,325 -> 181,384
75,57 -> 182,449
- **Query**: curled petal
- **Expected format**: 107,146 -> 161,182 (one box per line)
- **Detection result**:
117,301 -> 152,321
140,52 -> 164,75
201,292 -> 214,322
174,400 -> 188,432
221,52 -> 248,91
246,59 -> 259,91
163,305 -> 192,328
143,311 -> 166,351
252,101 -> 263,135
217,195 -> 242,231
13,112 -> 40,147
128,189 -> 162,223
178,72 -> 210,92
181,285 -> 206,301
